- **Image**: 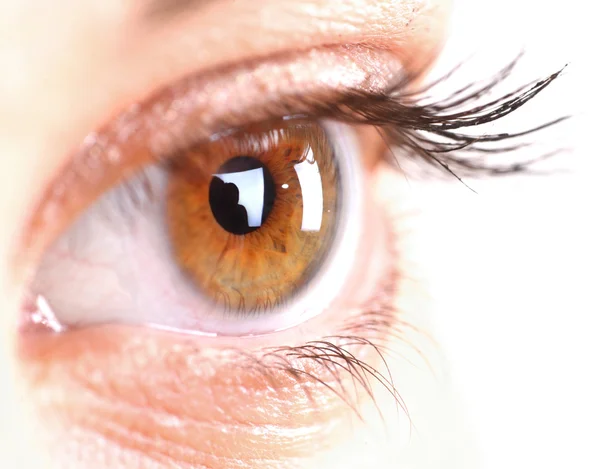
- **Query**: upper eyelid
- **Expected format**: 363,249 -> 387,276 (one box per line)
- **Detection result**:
17,45 -> 404,267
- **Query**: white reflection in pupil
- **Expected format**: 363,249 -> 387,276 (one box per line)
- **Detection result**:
209,156 -> 275,235
208,151 -> 324,235
215,168 -> 265,227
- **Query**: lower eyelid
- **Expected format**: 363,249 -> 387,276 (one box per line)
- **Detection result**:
356,125 -> 392,172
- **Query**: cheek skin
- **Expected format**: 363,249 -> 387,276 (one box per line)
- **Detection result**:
17,165 -> 406,469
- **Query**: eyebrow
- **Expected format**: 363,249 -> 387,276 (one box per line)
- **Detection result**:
143,0 -> 212,21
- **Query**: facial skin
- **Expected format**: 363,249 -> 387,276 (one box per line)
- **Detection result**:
7,0 -> 589,468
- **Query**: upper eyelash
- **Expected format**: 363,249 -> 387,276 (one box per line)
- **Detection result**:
303,58 -> 567,183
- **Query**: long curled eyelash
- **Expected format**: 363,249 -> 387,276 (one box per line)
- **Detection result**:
307,57 -> 567,182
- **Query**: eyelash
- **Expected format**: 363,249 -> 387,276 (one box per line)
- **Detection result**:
305,57 -> 566,181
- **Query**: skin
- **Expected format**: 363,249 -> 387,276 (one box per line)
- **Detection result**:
6,0 -> 568,467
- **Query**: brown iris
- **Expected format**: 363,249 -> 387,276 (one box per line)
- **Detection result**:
166,120 -> 340,312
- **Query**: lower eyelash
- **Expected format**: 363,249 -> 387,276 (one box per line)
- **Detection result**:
268,334 -> 408,421
240,301 -> 411,423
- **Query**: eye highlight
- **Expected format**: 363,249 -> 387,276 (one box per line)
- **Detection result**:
167,120 -> 341,313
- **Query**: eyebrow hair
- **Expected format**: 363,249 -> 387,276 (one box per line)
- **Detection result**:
143,0 -> 213,21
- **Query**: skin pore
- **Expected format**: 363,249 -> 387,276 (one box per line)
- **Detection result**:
0,1 -> 478,468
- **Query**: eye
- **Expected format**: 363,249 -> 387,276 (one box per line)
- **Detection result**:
28,119 -> 363,336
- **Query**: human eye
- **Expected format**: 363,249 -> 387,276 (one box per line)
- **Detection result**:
11,2 -> 565,468
27,117 -> 365,335
21,47 -> 563,335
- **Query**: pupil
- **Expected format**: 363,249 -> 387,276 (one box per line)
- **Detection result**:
209,156 -> 276,235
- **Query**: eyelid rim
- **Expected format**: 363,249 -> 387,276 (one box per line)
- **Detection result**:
16,45 -> 405,271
